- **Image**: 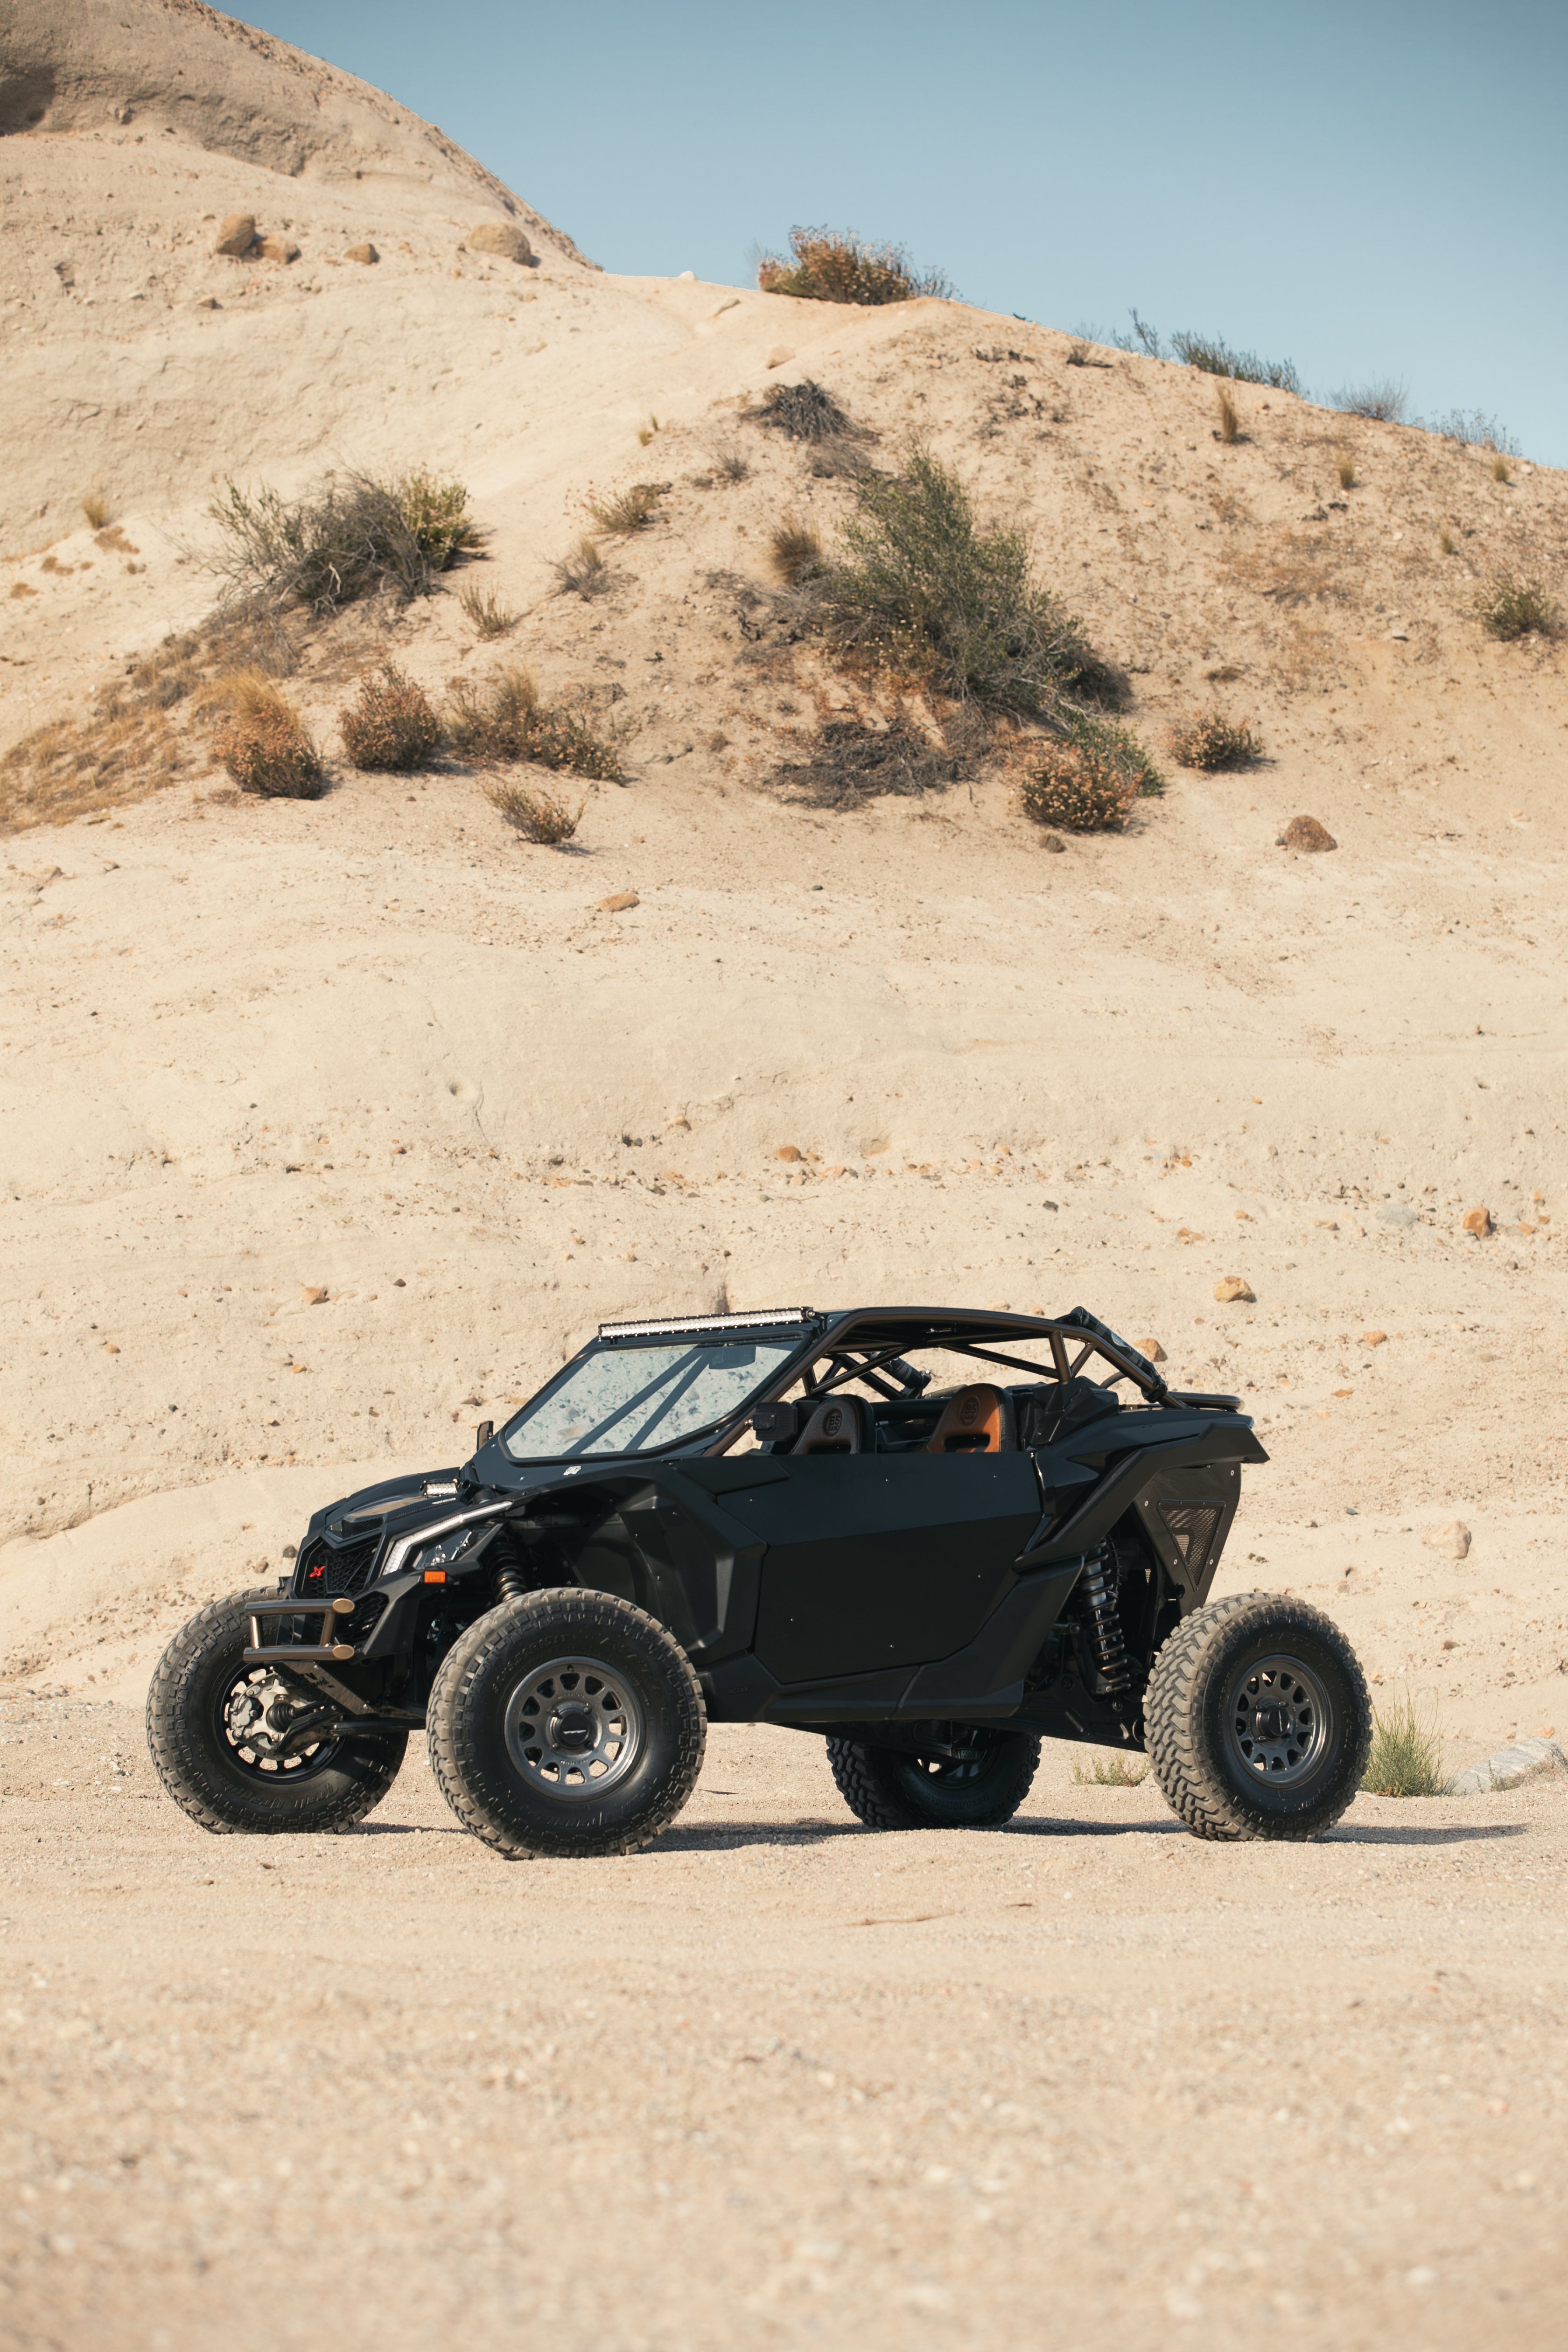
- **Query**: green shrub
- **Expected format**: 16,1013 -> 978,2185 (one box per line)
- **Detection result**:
1170,329 -> 1301,393
1472,570 -> 1561,641
1362,1691 -> 1449,1797
210,468 -> 484,614
1071,1752 -> 1148,1786
819,448 -> 1103,722
338,662 -> 441,772
486,777 -> 584,843
217,707 -> 325,798
447,665 -> 625,782
1164,709 -> 1263,770
758,226 -> 954,306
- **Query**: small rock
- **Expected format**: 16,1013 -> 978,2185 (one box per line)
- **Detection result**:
1378,1203 -> 1419,1228
1036,831 -> 1066,853
1278,814 -> 1337,853
1462,1205 -> 1492,1237
301,1285 -> 329,1305
597,890 -> 638,913
191,295 -> 220,310
1449,1737 -> 1567,1798
1214,1275 -> 1254,1303
103,1341 -> 119,1353
257,235 -> 300,264
776,1145 -> 803,1163
1389,629 -> 1409,642
1360,1329 -> 1388,1346
463,222 -> 534,264
1422,1520 -> 1471,1560
344,243 -> 379,266
213,213 -> 257,258
1135,1337 -> 1166,1363
764,346 -> 795,370
676,269 -> 695,282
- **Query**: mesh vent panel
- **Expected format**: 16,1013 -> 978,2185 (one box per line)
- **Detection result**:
1157,1502 -> 1225,1583
294,1535 -> 380,1598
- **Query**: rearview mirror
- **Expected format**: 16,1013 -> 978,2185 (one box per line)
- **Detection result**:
751,1401 -> 799,1444
475,1420 -> 495,1450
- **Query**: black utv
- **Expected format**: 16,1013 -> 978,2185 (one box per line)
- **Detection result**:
148,1304 -> 1372,1855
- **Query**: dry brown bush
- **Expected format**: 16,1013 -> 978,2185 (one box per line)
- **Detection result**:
485,777 -> 584,844
1017,734 -> 1143,833
339,663 -> 441,771
217,705 -> 325,798
1164,709 -> 1264,770
1336,453 -> 1357,489
447,665 -> 624,782
758,226 -> 953,305
554,536 -> 612,598
80,483 -> 111,530
459,585 -> 518,638
1215,385 -> 1241,444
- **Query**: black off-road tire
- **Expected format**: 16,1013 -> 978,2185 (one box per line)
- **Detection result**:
826,1729 -> 1042,1831
145,1592 -> 408,1835
426,1589 -> 706,1859
1145,1590 -> 1371,1842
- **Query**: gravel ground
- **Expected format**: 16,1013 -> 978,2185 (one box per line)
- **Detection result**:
0,1699 -> 1563,2350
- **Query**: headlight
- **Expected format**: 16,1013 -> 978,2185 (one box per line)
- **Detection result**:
415,1526 -> 485,1575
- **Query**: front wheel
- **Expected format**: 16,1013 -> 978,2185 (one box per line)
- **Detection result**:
426,1589 -> 706,1858
146,1592 -> 408,1834
827,1727 -> 1041,1830
1145,1590 -> 1372,1841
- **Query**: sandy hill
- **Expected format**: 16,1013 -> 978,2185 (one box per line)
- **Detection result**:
0,4 -> 1564,1764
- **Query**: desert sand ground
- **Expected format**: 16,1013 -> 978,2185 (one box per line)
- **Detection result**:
0,4 -> 1566,2345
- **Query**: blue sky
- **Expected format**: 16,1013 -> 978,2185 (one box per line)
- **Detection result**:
243,0 -> 1566,464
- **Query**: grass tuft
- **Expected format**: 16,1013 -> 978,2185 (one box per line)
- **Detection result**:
769,513 -> 823,587
210,468 -> 483,615
1471,570 -> 1561,641
758,226 -> 953,306
1492,454 -> 1512,484
1169,329 -> 1300,392
818,447 -> 1106,723
637,415 -> 660,448
1071,1753 -> 1148,1787
338,662 -> 441,772
750,378 -> 869,445
217,704 -> 325,799
1335,453 -> 1357,490
1215,384 -> 1241,444
80,483 -> 111,531
554,536 -> 612,598
459,585 -> 519,638
1361,1690 -> 1449,1798
1428,409 -> 1520,455
1335,379 -> 1408,423
1439,528 -> 1457,556
1164,709 -> 1264,770
485,777 -> 584,844
588,482 -> 663,535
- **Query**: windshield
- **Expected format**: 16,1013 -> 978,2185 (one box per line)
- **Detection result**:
501,1338 -> 800,1460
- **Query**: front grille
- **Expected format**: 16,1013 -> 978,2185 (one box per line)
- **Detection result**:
294,1534 -> 381,1598
1158,1502 -> 1225,1584
343,1593 -> 388,1645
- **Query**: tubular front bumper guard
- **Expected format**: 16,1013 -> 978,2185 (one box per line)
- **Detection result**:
245,1595 -> 359,1664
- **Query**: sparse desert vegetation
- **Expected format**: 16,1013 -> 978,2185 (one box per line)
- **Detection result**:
1336,452 -> 1358,490
750,378 -> 867,445
80,482 -> 111,530
338,662 -> 441,772
1471,569 -> 1561,640
587,483 -> 663,535
1071,1753 -> 1149,1787
1214,384 -> 1241,444
553,535 -> 612,598
210,467 -> 483,614
768,514 -> 823,587
458,585 -> 519,638
1017,720 -> 1160,834
446,664 -> 624,781
1164,709 -> 1265,770
758,226 -> 953,306
484,775 -> 585,843
1336,379 -> 1409,422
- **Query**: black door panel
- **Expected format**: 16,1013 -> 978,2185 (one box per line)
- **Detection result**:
732,1455 -> 1043,1683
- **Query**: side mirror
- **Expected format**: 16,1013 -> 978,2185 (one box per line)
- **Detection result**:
475,1420 -> 495,1450
751,1400 -> 799,1445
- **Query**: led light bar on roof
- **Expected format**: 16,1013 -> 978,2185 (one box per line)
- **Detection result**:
599,1308 -> 815,1340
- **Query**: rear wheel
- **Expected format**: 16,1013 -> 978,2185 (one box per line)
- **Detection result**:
427,1589 -> 706,1858
827,1727 -> 1041,1831
1145,1590 -> 1371,1841
145,1592 -> 408,1834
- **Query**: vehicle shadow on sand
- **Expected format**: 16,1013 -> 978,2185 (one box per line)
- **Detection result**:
657,1814 -> 1536,1852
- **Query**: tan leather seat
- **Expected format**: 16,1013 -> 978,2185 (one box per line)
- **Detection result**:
794,1398 -> 863,1454
925,1382 -> 1004,1455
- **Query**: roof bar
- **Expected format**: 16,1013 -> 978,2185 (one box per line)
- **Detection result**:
598,1308 -> 816,1340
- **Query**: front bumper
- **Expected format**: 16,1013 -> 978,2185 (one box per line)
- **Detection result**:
245,1596 -> 360,1663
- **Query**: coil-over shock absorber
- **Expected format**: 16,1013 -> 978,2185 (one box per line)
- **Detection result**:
1072,1544 -> 1133,1693
490,1532 -> 532,1606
